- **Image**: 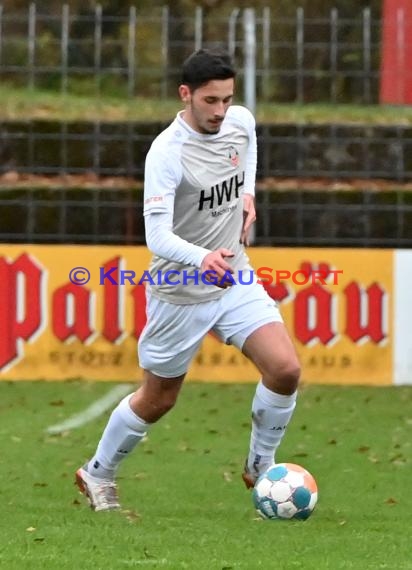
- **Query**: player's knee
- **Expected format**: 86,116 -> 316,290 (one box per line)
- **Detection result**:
266,359 -> 301,394
282,362 -> 301,392
135,382 -> 181,419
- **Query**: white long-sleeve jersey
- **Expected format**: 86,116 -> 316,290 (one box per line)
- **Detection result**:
143,104 -> 257,304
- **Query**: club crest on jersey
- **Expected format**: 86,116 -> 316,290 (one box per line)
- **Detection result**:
228,145 -> 239,167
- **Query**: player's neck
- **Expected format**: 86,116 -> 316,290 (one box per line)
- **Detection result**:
180,110 -> 201,133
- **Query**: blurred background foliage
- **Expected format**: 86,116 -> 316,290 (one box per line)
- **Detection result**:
0,1 -> 384,101
0,1 -> 383,16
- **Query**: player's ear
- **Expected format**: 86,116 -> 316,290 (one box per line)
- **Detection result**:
179,84 -> 191,103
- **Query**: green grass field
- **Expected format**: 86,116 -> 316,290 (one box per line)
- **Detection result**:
3,84 -> 412,125
1,380 -> 411,570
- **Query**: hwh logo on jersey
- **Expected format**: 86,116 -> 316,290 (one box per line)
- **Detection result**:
198,171 -> 244,210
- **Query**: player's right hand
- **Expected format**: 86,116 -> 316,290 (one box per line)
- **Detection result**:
201,248 -> 235,288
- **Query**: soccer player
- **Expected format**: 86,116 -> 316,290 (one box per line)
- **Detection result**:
76,49 -> 300,511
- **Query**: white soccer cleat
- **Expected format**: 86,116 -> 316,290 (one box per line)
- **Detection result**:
242,458 -> 259,489
75,467 -> 120,512
242,457 -> 276,489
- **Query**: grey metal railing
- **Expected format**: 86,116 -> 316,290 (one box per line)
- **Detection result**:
1,4 -> 412,249
0,4 -> 387,104
0,185 -> 411,248
1,121 -> 411,181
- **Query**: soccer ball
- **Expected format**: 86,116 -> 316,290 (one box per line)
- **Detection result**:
252,463 -> 318,520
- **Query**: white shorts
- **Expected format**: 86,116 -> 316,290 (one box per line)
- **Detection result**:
137,281 -> 283,378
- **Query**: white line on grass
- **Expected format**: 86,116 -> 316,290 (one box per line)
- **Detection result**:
45,383 -> 133,435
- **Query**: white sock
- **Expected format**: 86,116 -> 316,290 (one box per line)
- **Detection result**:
87,393 -> 150,479
247,381 -> 297,475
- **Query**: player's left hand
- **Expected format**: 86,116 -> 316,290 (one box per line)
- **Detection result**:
240,193 -> 256,246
